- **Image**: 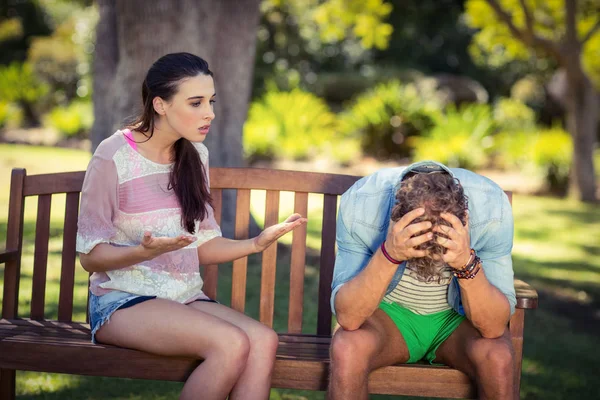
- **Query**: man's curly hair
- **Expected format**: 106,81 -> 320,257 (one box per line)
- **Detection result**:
391,172 -> 468,282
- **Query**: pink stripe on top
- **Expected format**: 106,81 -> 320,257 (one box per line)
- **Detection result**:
123,129 -> 137,151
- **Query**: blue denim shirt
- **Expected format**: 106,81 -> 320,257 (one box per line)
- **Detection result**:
331,161 -> 516,317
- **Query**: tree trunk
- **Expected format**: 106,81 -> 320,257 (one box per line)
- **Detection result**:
91,0 -> 262,234
564,73 -> 599,202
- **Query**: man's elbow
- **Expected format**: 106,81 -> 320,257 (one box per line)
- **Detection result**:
479,328 -> 506,339
335,312 -> 363,331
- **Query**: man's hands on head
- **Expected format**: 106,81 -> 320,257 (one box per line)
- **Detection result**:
385,208 -> 432,262
433,213 -> 471,269
385,208 -> 471,269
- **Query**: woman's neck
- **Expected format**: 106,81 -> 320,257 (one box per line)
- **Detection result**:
131,123 -> 179,164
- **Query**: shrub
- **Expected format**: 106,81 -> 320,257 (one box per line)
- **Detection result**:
243,88 -> 340,161
410,104 -> 495,169
43,101 -> 93,138
339,80 -> 440,159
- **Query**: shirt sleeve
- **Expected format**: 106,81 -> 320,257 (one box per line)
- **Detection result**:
330,191 -> 374,315
76,156 -> 119,254
194,143 -> 222,245
476,192 -> 517,315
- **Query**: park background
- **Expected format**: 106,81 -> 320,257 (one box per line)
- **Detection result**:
0,0 -> 599,399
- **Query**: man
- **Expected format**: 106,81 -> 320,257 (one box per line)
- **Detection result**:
328,160 -> 516,400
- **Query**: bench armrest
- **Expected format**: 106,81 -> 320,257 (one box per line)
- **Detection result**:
515,279 -> 538,309
0,249 -> 18,264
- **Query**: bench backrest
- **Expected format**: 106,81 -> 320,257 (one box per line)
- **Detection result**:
1,168 -> 360,336
1,167 -> 513,336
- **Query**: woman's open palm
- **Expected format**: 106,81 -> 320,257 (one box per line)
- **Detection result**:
254,214 -> 307,252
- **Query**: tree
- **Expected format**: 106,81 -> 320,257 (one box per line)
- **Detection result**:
466,0 -> 600,202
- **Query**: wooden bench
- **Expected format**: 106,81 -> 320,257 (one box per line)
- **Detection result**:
0,167 -> 538,399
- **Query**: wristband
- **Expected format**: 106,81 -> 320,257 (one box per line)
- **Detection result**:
380,240 -> 402,264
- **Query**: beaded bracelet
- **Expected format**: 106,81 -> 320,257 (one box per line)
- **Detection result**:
453,255 -> 482,279
380,240 -> 402,264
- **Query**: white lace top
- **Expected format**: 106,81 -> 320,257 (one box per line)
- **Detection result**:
76,130 -> 221,303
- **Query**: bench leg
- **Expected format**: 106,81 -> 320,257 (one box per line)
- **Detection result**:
0,368 -> 16,400
509,309 -> 525,400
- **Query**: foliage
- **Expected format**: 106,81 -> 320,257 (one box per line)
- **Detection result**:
255,0 -> 394,95
493,127 -> 573,194
410,103 -> 495,169
243,88 -> 342,161
340,79 -> 441,159
0,0 -> 51,64
43,101 -> 93,138
0,101 -> 23,130
27,4 -> 98,105
465,0 -> 600,89
0,62 -> 49,126
493,97 -> 537,131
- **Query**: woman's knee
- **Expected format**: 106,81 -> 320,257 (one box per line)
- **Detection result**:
205,326 -> 251,371
248,325 -> 279,357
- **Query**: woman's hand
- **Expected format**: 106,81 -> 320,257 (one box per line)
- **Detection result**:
139,231 -> 197,260
253,213 -> 308,252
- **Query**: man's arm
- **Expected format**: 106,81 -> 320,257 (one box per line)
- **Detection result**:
334,208 -> 432,331
434,197 -> 514,338
458,268 -> 511,338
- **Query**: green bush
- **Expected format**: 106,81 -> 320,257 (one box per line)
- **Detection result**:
0,102 -> 8,129
339,80 -> 440,159
0,62 -> 49,126
410,104 -> 495,169
492,127 -> 573,194
43,101 -> 93,138
532,127 -> 572,194
493,97 -> 536,132
243,88 -> 343,161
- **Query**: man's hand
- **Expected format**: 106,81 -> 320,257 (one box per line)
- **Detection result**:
140,231 -> 197,260
253,213 -> 308,252
385,208 -> 433,262
433,212 -> 471,269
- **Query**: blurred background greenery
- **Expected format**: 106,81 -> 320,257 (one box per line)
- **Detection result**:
1,0 -> 599,399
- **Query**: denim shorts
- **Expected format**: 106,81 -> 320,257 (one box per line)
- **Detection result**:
88,290 -> 216,344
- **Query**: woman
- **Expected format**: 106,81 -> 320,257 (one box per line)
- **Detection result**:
76,52 -> 306,400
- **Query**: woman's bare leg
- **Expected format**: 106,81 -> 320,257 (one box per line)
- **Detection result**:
95,298 -> 251,400
188,301 -> 279,400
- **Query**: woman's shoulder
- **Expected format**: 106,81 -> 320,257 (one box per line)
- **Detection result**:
191,141 -> 209,164
93,130 -> 128,161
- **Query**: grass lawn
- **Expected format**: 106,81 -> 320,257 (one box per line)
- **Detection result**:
1,144 -> 599,400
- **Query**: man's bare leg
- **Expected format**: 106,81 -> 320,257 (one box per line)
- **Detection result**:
434,320 -> 515,400
328,308 -> 410,400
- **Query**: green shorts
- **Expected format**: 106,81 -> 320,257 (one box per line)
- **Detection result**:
379,301 -> 465,364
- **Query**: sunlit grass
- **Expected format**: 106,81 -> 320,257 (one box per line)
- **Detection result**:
1,144 -> 599,400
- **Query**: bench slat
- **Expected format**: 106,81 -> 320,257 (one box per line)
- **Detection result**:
2,169 -> 26,320
23,171 -> 85,197
260,190 -> 280,327
317,194 -> 337,336
202,188 -> 222,300
231,189 -> 250,312
31,195 -> 52,320
288,192 -> 309,333
58,192 -> 79,322
209,168 -> 359,195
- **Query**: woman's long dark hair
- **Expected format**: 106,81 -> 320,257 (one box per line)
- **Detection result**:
131,52 -> 213,234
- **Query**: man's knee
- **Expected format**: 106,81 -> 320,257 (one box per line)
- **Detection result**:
330,328 -> 377,373
467,335 -> 514,375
